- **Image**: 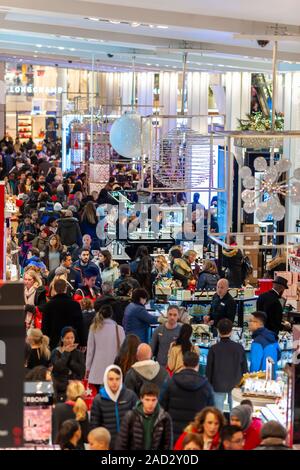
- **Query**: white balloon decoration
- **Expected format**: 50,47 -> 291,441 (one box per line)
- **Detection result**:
254,156 -> 268,172
109,112 -> 151,159
240,166 -> 252,179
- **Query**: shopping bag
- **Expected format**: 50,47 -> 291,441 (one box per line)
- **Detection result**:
81,379 -> 98,410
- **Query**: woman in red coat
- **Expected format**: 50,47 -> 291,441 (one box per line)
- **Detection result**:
174,407 -> 226,450
230,404 -> 262,450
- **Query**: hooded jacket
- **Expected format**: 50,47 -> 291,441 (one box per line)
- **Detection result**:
197,271 -> 220,291
230,405 -> 262,450
90,365 -> 138,449
222,246 -> 243,287
250,327 -> 281,377
124,359 -> 170,396
100,261 -> 120,285
160,368 -> 215,441
57,216 -> 82,247
115,401 -> 173,450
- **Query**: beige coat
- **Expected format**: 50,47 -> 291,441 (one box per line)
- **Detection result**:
167,343 -> 199,374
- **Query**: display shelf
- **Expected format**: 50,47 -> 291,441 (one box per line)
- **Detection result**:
17,114 -> 32,141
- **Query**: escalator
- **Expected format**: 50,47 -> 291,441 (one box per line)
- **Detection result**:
251,73 -> 272,117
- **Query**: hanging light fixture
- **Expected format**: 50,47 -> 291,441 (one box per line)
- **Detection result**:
241,156 -> 300,221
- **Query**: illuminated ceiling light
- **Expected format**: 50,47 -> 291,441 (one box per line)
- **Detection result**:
33,55 -> 38,58
149,24 -> 154,28
146,63 -> 151,66
70,48 -> 76,51
155,63 -> 159,66
36,44 -> 42,48
88,17 -> 99,21
131,22 -> 140,27
58,47 -> 65,50
110,20 -> 121,24
157,25 -> 168,29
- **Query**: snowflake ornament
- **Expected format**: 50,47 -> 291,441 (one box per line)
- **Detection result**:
240,156 -> 300,221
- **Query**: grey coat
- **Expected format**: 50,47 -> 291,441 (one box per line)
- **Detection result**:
86,318 -> 125,384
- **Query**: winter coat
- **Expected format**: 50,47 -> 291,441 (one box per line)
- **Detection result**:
50,348 -> 85,396
172,257 -> 194,288
86,319 -> 125,384
90,386 -> 138,449
197,271 -> 220,291
130,256 -> 153,295
124,359 -> 170,396
206,337 -> 248,393
82,309 -> 96,345
32,235 -> 49,256
254,438 -> 292,450
79,219 -> 98,241
113,295 -> 131,326
160,369 -> 215,442
123,302 -> 159,343
256,289 -> 283,336
222,246 -> 243,287
114,404 -> 173,450
57,216 -> 82,247
42,293 -> 84,349
250,327 -> 281,377
52,402 -> 89,446
101,262 -> 120,285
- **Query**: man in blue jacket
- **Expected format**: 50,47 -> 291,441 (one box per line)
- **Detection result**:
249,311 -> 281,378
123,288 -> 159,343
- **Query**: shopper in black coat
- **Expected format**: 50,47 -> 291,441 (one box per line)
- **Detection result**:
115,383 -> 173,450
42,279 -> 84,349
206,319 -> 248,412
204,278 -> 236,331
222,236 -> 243,288
90,365 -> 138,449
51,327 -> 85,402
57,210 -> 82,248
52,381 -> 89,448
160,351 -> 214,442
256,276 -> 288,337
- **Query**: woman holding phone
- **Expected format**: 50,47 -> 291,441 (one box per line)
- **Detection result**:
51,327 -> 85,402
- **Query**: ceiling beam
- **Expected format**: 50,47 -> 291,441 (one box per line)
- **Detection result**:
1,18 -> 300,62
2,0 -> 300,35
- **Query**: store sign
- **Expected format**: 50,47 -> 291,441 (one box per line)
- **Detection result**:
0,282 -> 25,448
6,85 -> 64,95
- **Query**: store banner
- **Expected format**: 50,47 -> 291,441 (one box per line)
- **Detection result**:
0,282 -> 25,448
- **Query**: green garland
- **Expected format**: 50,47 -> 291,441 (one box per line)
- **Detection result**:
237,112 -> 284,131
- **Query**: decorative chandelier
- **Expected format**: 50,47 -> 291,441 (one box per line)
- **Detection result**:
240,156 -> 300,221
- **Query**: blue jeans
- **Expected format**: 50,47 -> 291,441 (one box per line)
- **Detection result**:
214,391 -> 233,412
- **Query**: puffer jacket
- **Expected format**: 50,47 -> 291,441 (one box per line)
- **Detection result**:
115,403 -> 173,450
124,359 -> 170,396
90,386 -> 138,449
160,369 -> 215,442
123,302 -> 159,343
57,216 -> 82,247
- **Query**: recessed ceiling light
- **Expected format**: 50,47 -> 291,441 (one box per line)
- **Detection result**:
146,63 -> 151,66
131,22 -> 140,27
149,24 -> 154,28
58,47 -> 65,50
70,48 -> 76,51
88,17 -> 99,21
110,20 -> 121,24
155,64 -> 159,66
157,25 -> 168,29
36,44 -> 42,48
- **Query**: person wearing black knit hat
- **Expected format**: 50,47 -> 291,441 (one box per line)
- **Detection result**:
257,275 -> 288,337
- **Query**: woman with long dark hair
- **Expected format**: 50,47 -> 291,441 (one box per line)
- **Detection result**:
114,333 -> 141,376
130,246 -> 153,296
98,250 -> 119,285
56,419 -> 82,450
80,201 -> 98,247
167,324 -> 199,375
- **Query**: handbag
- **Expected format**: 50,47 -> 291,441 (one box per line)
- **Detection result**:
81,379 -> 98,411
